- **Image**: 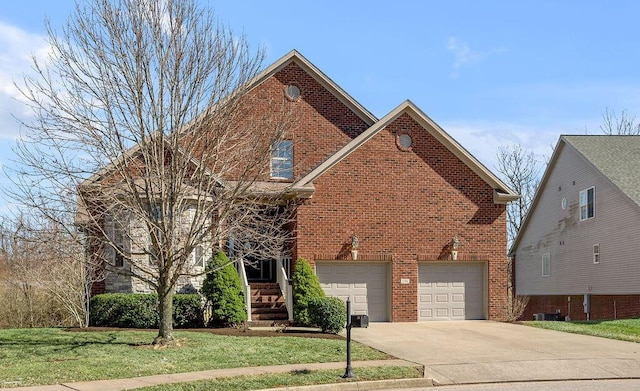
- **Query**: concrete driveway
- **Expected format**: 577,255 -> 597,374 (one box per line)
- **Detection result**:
350,321 -> 640,385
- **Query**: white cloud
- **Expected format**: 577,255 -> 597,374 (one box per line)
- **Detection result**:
440,119 -> 568,172
0,21 -> 50,140
446,36 -> 506,79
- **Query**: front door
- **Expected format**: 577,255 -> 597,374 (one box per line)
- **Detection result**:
245,257 -> 275,282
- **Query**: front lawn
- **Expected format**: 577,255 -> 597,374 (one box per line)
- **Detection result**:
525,318 -> 640,343
0,328 -> 390,387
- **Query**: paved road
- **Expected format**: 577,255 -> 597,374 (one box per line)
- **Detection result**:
351,321 -> 640,385
390,379 -> 640,391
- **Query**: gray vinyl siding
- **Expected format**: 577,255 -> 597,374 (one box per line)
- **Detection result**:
515,143 -> 640,296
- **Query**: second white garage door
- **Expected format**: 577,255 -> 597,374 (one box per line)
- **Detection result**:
418,262 -> 486,321
315,262 -> 389,322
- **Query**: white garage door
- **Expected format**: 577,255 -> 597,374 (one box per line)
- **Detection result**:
418,263 -> 485,321
316,262 -> 389,322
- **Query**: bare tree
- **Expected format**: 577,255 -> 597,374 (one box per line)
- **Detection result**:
495,145 -> 541,320
495,145 -> 541,248
600,108 -> 640,135
10,0 -> 292,345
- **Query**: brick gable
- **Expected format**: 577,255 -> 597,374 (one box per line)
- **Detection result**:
296,112 -> 508,321
247,61 -> 371,180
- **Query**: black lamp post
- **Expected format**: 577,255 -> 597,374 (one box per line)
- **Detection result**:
342,297 -> 354,378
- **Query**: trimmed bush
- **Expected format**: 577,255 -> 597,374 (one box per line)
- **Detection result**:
90,293 -> 158,328
173,294 -> 205,328
89,293 -> 204,328
292,258 -> 325,326
309,296 -> 347,334
201,251 -> 246,327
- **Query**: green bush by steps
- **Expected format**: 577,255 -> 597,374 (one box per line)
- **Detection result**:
201,251 -> 246,327
292,258 -> 325,326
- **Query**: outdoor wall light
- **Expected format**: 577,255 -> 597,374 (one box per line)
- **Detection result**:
351,234 -> 359,260
451,236 -> 459,260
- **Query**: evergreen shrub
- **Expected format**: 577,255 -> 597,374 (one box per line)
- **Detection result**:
201,251 -> 246,327
309,296 -> 347,334
292,258 -> 325,325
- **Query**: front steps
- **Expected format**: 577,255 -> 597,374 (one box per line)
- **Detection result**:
249,282 -> 289,323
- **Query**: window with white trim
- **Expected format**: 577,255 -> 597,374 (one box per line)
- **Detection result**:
593,244 -> 600,264
580,187 -> 595,220
192,245 -> 205,268
542,253 -> 550,277
271,140 -> 293,180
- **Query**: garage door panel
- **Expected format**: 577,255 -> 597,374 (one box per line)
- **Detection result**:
353,295 -> 367,303
316,263 -> 389,322
420,309 -> 433,318
420,293 -> 432,303
418,263 -> 485,321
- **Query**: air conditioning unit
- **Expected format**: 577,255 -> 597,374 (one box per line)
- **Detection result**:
533,313 -> 545,321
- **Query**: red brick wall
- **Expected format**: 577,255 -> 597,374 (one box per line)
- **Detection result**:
522,295 -> 640,321
295,112 -> 508,321
247,62 -> 371,179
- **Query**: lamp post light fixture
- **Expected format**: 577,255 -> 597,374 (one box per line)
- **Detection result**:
451,236 -> 460,260
351,234 -> 359,260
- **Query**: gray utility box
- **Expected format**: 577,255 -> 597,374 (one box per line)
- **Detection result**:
350,314 -> 369,328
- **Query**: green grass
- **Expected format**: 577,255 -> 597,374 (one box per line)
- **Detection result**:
525,318 -> 640,343
0,328 -> 390,387
138,366 -> 423,391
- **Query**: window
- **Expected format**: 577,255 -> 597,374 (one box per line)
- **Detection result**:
114,228 -> 125,267
593,244 -> 600,264
285,85 -> 300,100
271,140 -> 293,180
397,134 -> 412,150
542,253 -> 550,277
192,245 -> 205,268
580,187 -> 595,220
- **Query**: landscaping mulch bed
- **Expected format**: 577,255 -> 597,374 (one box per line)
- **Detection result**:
66,326 -> 343,339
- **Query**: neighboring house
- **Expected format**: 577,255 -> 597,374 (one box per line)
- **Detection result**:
90,50 -> 519,322
512,135 -> 640,321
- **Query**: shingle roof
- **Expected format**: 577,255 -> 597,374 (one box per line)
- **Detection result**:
563,135 -> 640,206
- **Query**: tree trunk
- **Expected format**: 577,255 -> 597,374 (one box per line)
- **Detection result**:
154,282 -> 175,346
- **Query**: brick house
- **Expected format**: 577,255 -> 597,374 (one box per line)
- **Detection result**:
91,50 -> 518,322
512,135 -> 640,321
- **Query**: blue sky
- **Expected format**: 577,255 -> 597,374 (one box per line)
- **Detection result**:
2,1 -> 640,214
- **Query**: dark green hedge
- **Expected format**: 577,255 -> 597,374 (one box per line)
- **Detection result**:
89,293 -> 204,328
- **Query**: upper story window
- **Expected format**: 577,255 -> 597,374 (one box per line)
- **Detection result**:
285,85 -> 300,101
579,187 -> 595,220
542,253 -> 551,277
271,140 -> 293,180
593,244 -> 600,264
